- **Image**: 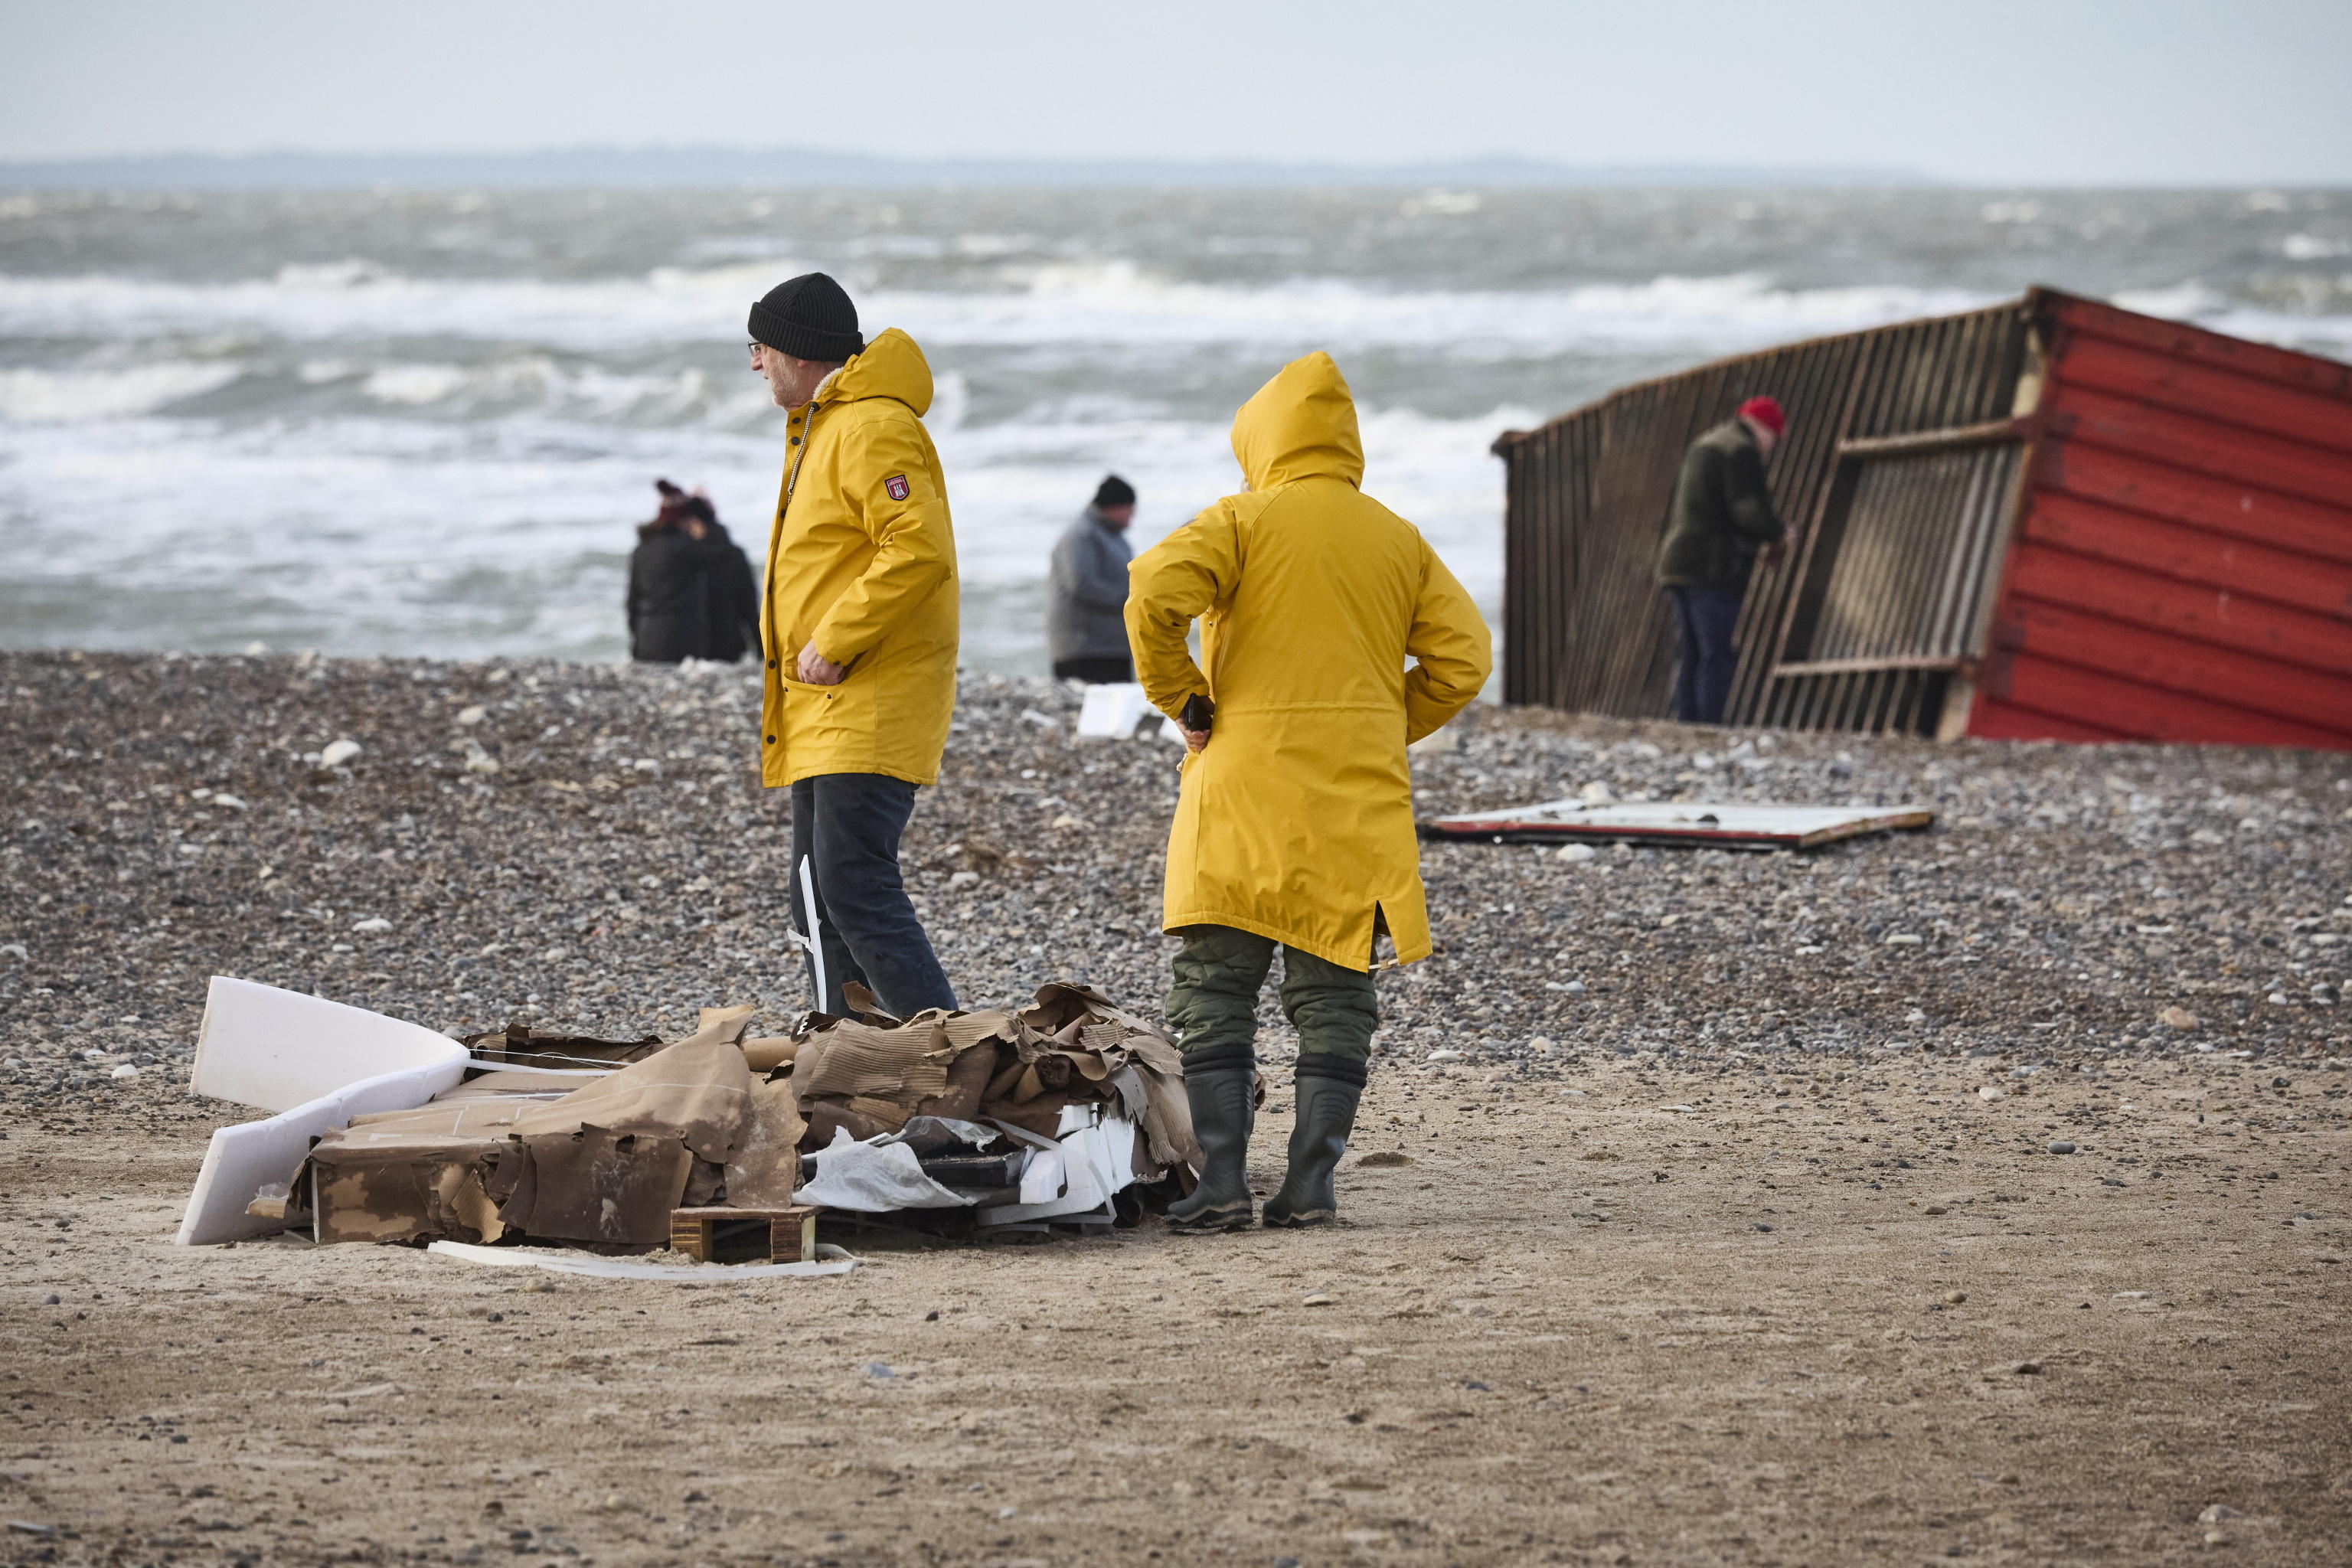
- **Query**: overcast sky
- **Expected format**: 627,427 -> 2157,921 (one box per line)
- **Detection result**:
5,0 -> 2348,185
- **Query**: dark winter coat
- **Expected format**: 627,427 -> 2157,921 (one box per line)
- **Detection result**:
628,525 -> 731,663
1654,420 -> 1786,590
701,524 -> 760,664
1047,507 -> 1134,664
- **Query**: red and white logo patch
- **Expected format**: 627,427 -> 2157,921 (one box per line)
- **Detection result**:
884,473 -> 911,501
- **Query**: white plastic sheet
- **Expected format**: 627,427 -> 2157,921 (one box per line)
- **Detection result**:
792,1125 -> 975,1211
426,1240 -> 855,1281
982,1104 -> 1142,1225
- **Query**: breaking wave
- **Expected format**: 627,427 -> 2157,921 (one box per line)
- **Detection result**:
3,186 -> 2344,664
0,361 -> 241,422
2109,285 -> 2352,354
0,263 -> 2007,354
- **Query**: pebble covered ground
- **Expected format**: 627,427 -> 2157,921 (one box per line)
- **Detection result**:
3,651 -> 2350,1563
2,648 -> 2346,1122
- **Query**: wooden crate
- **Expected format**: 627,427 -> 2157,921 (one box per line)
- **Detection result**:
668,1205 -> 822,1264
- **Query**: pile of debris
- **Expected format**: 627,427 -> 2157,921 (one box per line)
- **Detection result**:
180,978 -> 1200,1256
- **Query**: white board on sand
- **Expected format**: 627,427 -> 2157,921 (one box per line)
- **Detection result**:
1420,799 -> 1933,850
175,978 -> 468,1246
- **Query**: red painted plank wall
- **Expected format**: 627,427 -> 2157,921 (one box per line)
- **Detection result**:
1970,292 -> 2352,750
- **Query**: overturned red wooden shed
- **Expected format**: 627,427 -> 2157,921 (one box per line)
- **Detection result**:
1494,287 -> 2352,750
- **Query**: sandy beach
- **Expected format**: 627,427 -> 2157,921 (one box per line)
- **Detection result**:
3,649 -> 2348,1563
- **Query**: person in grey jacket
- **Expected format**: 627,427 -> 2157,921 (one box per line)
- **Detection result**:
1047,475 -> 1138,682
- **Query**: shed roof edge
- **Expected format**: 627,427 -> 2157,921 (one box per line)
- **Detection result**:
1492,291 -> 2043,450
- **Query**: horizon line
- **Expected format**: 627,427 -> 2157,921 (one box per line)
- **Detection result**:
0,144 -> 1947,188
5,145 -> 2336,192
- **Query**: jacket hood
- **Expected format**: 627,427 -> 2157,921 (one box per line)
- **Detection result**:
1230,351 -> 1364,492
825,326 -> 933,417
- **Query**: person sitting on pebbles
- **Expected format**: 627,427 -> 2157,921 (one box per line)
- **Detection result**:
1125,351 -> 1490,1233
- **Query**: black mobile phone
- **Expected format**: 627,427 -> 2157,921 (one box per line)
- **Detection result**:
1180,694 -> 1215,733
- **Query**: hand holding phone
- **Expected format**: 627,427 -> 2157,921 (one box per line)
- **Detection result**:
1178,693 -> 1215,753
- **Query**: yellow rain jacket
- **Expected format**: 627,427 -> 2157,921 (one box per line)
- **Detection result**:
1125,352 -> 1491,971
758,328 -> 959,789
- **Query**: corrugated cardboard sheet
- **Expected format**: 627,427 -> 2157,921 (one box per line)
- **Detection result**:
287,981 -> 1199,1251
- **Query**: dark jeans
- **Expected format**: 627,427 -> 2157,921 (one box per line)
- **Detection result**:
787,773 -> 958,1018
1053,655 -> 1133,684
1668,585 -> 1743,725
1164,924 -> 1378,1063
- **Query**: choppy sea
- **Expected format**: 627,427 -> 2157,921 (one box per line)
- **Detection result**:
1,185 -> 2346,671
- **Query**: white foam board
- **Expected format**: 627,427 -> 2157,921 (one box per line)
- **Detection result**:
191,975 -> 468,1113
175,978 -> 469,1246
175,1058 -> 467,1246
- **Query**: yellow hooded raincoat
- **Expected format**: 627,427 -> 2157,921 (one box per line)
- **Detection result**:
1125,353 -> 1491,972
758,328 -> 959,789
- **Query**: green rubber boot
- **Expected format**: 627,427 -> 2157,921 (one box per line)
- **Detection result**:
1166,1050 -> 1256,1234
1262,1057 -> 1367,1228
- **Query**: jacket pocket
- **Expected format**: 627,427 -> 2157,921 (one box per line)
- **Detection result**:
778,672 -> 870,764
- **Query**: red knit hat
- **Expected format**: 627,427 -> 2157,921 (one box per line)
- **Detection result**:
1736,396 -> 1786,436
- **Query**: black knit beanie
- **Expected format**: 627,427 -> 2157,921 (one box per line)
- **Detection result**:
1093,474 -> 1136,509
748,272 -> 864,362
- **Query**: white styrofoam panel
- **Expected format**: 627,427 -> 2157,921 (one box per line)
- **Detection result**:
174,1057 -> 467,1246
175,978 -> 471,1246
190,975 -> 469,1113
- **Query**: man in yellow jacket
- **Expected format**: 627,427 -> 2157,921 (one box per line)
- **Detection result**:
749,273 -> 959,1018
1126,352 -> 1490,1233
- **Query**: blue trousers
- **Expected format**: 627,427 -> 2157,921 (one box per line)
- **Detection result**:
787,773 -> 958,1018
1668,585 -> 1743,725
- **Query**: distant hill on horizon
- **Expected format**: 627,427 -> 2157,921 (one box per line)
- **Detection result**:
0,145 -> 1932,191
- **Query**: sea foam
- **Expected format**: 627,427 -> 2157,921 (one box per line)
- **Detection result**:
0,265 -> 2004,354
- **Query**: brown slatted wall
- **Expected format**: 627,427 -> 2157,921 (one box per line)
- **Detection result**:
1497,299 -> 2034,725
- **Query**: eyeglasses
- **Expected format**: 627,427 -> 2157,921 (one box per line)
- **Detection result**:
746,341 -> 764,358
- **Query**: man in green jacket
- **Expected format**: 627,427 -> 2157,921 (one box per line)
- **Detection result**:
1653,396 -> 1792,724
